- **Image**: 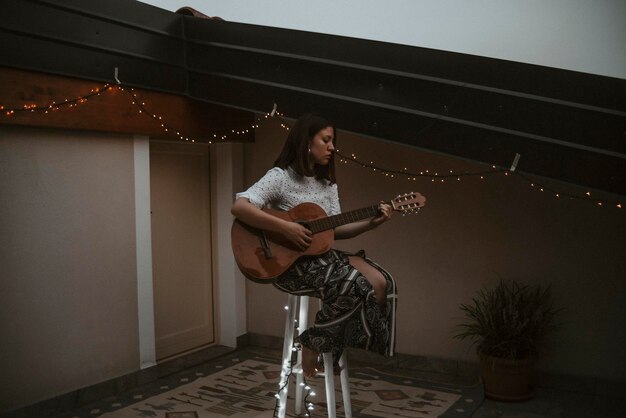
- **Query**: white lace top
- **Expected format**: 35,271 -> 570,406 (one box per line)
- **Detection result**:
235,167 -> 341,216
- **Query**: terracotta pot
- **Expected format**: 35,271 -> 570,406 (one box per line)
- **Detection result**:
479,352 -> 534,401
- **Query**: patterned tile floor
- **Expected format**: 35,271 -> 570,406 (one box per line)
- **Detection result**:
471,388 -> 622,418
2,345 -> 623,418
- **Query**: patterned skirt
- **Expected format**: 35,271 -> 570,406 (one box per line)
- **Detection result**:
273,249 -> 397,359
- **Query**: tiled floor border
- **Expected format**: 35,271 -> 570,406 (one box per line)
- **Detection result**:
3,332 -> 625,417
244,332 -> 626,401
1,345 -> 236,418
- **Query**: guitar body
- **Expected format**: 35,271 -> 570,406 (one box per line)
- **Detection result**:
231,191 -> 424,283
231,202 -> 334,283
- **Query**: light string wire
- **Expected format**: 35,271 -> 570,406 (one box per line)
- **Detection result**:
270,112 -> 623,209
271,307 -> 316,418
271,343 -> 315,417
335,150 -> 508,179
2,84 -> 112,115
333,149 -> 623,208
121,86 -> 269,143
1,82 -> 276,143
2,81 -> 621,209
272,351 -> 295,418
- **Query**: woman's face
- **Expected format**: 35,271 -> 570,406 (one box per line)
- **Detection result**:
308,126 -> 335,167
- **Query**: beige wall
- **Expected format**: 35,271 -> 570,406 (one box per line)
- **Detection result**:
0,127 -> 139,411
244,118 -> 626,381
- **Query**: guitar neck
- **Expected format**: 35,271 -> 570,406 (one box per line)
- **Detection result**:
308,203 -> 385,233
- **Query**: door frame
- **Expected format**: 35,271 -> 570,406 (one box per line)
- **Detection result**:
133,138 -> 247,368
134,135 -> 156,369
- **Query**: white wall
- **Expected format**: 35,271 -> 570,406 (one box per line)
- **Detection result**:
0,127 -> 139,411
141,0 -> 626,79
243,119 -> 626,381
0,125 -> 245,411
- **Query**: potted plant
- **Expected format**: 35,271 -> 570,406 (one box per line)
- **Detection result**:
454,279 -> 563,401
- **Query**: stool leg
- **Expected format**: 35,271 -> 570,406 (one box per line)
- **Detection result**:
295,295 -> 309,415
338,352 -> 352,418
322,352 -> 336,418
278,294 -> 298,418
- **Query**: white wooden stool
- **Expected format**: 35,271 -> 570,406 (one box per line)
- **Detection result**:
277,294 -> 352,418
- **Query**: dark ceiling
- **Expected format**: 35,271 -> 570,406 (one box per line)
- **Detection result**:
2,0 -> 625,195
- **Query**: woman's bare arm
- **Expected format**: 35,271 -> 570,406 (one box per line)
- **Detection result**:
231,198 -> 313,250
334,202 -> 393,240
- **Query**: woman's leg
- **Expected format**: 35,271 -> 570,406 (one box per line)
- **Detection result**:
343,250 -> 397,357
301,345 -> 319,378
273,256 -> 334,378
348,255 -> 387,305
274,250 -> 396,376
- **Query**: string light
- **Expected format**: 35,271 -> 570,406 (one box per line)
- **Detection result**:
121,87 -> 275,144
334,150 -> 508,182
4,84 -> 622,211
272,342 -> 316,418
331,149 -> 623,210
514,171 -> 622,209
272,113 -> 623,210
1,84 -> 111,116
1,82 -> 276,145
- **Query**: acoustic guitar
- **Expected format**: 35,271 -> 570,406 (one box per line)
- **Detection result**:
231,192 -> 425,283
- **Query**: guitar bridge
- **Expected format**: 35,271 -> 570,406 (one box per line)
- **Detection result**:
259,231 -> 273,259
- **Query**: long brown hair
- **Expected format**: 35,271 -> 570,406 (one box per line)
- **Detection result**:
273,113 -> 337,184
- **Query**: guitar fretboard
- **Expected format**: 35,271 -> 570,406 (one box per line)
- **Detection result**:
308,204 -> 381,233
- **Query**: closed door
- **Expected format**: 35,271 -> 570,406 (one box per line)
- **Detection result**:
150,142 -> 214,360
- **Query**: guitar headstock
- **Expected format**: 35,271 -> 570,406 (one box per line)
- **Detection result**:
390,192 -> 426,215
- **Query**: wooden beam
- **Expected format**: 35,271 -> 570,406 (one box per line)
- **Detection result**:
0,66 -> 254,142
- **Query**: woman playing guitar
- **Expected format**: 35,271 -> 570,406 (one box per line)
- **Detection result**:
231,113 -> 425,378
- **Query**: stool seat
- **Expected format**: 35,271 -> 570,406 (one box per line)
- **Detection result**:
277,294 -> 352,418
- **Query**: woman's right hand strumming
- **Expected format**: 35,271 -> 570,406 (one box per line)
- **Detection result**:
280,221 -> 312,251
232,197 -> 312,251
